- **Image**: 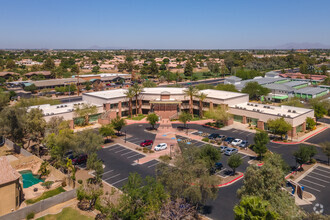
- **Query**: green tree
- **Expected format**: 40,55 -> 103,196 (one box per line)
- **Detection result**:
146,113 -> 159,129
43,58 -> 55,70
313,103 -> 327,121
0,106 -> 27,146
111,115 -> 127,134
299,61 -> 308,74
320,65 -> 328,75
205,106 -> 231,128
75,129 -> 104,155
99,124 -> 115,142
71,64 -> 80,74
26,108 -> 46,154
184,61 -> 193,77
92,65 -> 100,73
178,111 -> 192,128
234,196 -> 279,220
237,154 -> 301,219
74,103 -> 98,126
241,82 -> 270,101
253,131 -> 269,160
0,91 -> 10,111
200,144 -> 221,169
293,145 -> 316,169
143,80 -> 157,88
77,183 -> 103,210
184,86 -> 199,117
132,83 -> 143,115
215,84 -> 239,92
321,142 -> 330,165
124,87 -> 135,117
6,59 -> 16,69
149,60 -> 159,76
38,161 -> 50,178
86,152 -> 104,182
267,118 -> 292,139
306,117 -> 316,130
195,92 -> 207,118
24,84 -> 38,93
157,145 -> 218,207
228,154 -> 243,175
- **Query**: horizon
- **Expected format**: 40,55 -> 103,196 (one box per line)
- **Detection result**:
1,0 -> 330,49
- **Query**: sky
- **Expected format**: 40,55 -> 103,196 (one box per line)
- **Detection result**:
0,0 -> 330,49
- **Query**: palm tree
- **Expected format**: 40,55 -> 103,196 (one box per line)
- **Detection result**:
184,86 -> 199,118
124,87 -> 135,117
132,83 -> 144,115
195,92 -> 207,118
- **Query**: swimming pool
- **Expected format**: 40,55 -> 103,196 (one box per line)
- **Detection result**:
19,170 -> 44,188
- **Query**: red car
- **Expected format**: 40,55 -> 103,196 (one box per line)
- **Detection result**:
72,154 -> 88,165
140,140 -> 153,147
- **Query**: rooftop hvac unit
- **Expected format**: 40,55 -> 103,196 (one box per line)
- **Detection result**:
278,113 -> 281,116
253,109 -> 256,111
61,105 -> 63,107
56,106 -> 60,108
293,110 -> 296,113
51,113 -> 54,115
243,107 -> 246,110
288,110 -> 291,112
46,113 -> 49,116
64,105 -> 67,107
255,104 -> 258,107
264,106 -> 267,108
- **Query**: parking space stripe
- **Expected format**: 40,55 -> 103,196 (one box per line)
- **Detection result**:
306,175 -> 330,183
314,167 -> 330,174
115,148 -> 130,153
102,170 -> 114,175
108,146 -> 122,151
111,177 -> 128,186
300,179 -> 325,187
148,162 -> 159,168
299,184 -> 321,192
104,174 -> 120,181
121,151 -> 137,156
311,172 -> 330,179
127,153 -> 143,159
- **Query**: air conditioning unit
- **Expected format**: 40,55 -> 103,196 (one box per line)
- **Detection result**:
255,104 -> 258,107
288,110 -> 291,112
293,110 -> 296,113
253,109 -> 256,111
277,113 -> 281,116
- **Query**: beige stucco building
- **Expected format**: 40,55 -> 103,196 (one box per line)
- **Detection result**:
0,157 -> 23,216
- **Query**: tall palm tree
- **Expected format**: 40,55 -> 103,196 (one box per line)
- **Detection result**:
184,86 -> 199,118
132,83 -> 144,115
124,87 -> 135,117
195,92 -> 207,118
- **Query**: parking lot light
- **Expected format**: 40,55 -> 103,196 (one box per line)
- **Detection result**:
124,130 -> 127,143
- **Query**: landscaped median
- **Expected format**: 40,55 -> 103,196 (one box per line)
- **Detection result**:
217,172 -> 244,188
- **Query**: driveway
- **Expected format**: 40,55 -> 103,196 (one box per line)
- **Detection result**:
305,128 -> 330,145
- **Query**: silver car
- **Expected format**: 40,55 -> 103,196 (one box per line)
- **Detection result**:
224,147 -> 238,156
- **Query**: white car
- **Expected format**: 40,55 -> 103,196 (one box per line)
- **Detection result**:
154,143 -> 167,151
231,139 -> 243,146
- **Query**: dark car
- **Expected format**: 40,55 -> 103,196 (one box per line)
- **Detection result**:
210,162 -> 223,175
217,135 -> 226,141
208,133 -> 219,140
72,154 -> 88,165
224,137 -> 235,144
140,140 -> 153,147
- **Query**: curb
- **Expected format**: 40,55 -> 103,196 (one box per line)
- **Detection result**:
218,173 -> 244,187
271,127 -> 328,145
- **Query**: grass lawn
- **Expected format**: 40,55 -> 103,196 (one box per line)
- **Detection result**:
37,207 -> 93,220
26,187 -> 66,204
127,114 -> 146,121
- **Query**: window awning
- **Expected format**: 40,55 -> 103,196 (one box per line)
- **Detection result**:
272,95 -> 288,100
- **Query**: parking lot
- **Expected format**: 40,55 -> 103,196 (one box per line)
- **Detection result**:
97,144 -> 158,188
123,123 -> 157,148
299,165 -> 330,215
176,134 -> 253,177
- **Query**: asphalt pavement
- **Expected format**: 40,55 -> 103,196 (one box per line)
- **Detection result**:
306,128 -> 330,145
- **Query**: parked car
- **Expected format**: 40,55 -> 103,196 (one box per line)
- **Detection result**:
208,133 -> 219,140
219,146 -> 228,153
217,135 -> 226,141
140,140 -> 153,147
224,147 -> 238,156
224,137 -> 235,144
210,162 -> 223,174
239,140 -> 249,148
231,139 -> 243,146
72,154 -> 88,165
154,143 -> 167,151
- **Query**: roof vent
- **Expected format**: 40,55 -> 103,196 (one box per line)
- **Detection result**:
277,113 -> 281,116
288,110 -> 291,112
51,113 -> 54,115
255,104 -> 258,107
56,106 -> 60,108
253,109 -> 256,111
293,110 -> 296,113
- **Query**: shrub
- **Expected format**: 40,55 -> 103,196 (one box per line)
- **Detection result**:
26,212 -> 35,220
202,137 -> 209,142
61,181 -> 67,187
142,148 -> 149,153
42,181 -> 54,189
78,179 -> 83,184
149,149 -> 154,153
311,158 -> 317,164
159,155 -> 172,162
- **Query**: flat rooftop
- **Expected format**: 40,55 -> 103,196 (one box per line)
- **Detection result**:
142,87 -> 186,95
295,87 -> 328,95
28,101 -> 101,116
84,89 -> 127,99
200,89 -> 247,99
230,102 -> 313,118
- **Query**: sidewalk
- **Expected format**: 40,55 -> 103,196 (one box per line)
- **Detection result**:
271,126 -> 328,145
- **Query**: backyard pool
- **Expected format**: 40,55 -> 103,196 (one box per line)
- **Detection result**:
19,170 -> 44,188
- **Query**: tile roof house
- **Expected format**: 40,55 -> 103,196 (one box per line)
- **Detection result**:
0,156 -> 22,215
